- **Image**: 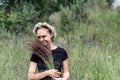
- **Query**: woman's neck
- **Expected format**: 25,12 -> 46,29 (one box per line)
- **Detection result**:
49,42 -> 57,50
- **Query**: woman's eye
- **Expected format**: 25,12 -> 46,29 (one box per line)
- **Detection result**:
42,36 -> 46,38
37,36 -> 41,39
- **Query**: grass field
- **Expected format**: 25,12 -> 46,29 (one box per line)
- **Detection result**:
0,28 -> 120,80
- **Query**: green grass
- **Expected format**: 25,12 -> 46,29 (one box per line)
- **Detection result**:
0,29 -> 120,80
0,35 -> 31,80
68,44 -> 120,80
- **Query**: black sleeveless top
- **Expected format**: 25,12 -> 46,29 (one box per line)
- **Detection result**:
30,47 -> 68,80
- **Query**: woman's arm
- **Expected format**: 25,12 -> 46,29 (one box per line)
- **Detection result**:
62,59 -> 69,80
28,61 -> 61,80
28,61 -> 49,80
53,59 -> 69,80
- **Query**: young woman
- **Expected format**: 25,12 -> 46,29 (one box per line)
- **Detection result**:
28,22 -> 69,80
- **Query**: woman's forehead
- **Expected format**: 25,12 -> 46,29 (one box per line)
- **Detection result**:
36,28 -> 49,35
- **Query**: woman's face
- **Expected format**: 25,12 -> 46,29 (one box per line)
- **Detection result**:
36,28 -> 53,45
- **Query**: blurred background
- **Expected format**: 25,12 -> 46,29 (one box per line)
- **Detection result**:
0,0 -> 120,80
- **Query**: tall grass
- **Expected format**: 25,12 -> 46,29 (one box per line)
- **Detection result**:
0,33 -> 119,80
68,44 -> 120,80
0,34 -> 31,80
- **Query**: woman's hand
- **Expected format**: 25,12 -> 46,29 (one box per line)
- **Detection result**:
52,77 -> 67,80
47,69 -> 61,78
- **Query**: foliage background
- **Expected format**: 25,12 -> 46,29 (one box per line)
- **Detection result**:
0,0 -> 120,80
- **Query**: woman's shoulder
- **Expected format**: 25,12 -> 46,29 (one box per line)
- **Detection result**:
30,53 -> 43,63
55,46 -> 66,51
52,46 -> 68,60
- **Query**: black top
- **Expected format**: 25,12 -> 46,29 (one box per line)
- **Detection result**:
30,47 -> 68,80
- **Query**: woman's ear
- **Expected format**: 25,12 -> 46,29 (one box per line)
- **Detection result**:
51,33 -> 54,38
50,33 -> 54,42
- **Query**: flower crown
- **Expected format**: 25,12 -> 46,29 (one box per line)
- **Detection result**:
33,22 -> 57,38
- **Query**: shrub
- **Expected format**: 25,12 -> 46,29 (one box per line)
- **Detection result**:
0,2 -> 40,35
59,0 -> 87,35
6,2 -> 39,34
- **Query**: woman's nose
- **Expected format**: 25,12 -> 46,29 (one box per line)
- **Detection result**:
40,37 -> 43,41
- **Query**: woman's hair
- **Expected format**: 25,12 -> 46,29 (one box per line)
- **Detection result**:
33,22 -> 57,41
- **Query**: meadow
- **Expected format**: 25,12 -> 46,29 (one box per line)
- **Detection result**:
0,19 -> 120,80
0,4 -> 120,80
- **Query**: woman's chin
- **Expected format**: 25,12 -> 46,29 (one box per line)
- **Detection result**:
42,42 -> 47,46
41,41 -> 48,46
